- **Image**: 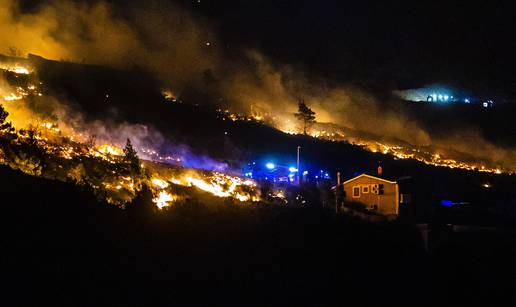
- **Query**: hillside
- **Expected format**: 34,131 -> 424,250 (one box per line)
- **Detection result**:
4,163 -> 516,305
15,54 -> 516,222
0,164 -> 427,305
1,55 -> 516,305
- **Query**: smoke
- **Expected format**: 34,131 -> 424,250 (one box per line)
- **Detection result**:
0,71 -> 234,172
1,0 -> 515,170
220,52 -> 432,145
0,0 -> 219,89
217,53 -> 515,169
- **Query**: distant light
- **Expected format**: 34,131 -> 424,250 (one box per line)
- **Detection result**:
432,94 -> 437,101
450,96 -> 454,100
302,171 -> 308,175
483,102 -> 488,107
266,163 -> 275,170
444,95 -> 449,101
315,175 -> 319,179
440,200 -> 454,207
464,98 -> 470,103
289,167 -> 298,172
482,183 -> 492,188
438,95 -> 443,100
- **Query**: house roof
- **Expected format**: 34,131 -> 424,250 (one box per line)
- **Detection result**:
343,173 -> 397,185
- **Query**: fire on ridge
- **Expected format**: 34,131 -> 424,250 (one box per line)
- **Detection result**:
0,64 -> 261,209
216,108 -> 509,175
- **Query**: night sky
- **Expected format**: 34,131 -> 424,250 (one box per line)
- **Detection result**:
18,0 -> 516,98
184,0 -> 516,97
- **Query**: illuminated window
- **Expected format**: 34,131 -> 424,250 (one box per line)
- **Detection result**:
352,186 -> 361,198
371,184 -> 379,194
362,185 -> 370,194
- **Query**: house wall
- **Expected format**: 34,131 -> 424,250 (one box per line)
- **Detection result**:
343,176 -> 398,215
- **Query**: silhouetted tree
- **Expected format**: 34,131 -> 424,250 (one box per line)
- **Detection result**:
294,100 -> 316,135
123,138 -> 141,175
25,125 -> 39,147
0,104 -> 14,134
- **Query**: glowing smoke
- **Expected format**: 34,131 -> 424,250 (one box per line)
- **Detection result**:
0,0 -> 514,171
0,0 -> 219,89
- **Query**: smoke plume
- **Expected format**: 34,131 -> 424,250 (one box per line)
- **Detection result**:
0,0 -> 514,170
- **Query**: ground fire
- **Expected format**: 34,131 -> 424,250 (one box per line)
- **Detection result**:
216,108 -> 511,175
0,59 -> 510,213
0,64 -> 261,209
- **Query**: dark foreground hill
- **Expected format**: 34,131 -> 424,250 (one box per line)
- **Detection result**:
2,165 -> 516,306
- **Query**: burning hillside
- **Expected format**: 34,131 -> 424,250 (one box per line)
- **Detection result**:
2,52 -> 512,193
0,0 -> 514,179
0,62 -> 261,209
217,107 -> 511,175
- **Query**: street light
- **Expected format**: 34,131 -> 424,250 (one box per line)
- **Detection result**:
297,146 -> 301,185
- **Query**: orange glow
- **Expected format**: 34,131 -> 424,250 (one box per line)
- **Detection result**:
153,191 -> 175,209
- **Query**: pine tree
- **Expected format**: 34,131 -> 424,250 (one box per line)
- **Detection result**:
294,100 -> 316,135
0,104 -> 14,133
123,138 -> 141,175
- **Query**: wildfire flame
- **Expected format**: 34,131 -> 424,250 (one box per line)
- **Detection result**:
178,172 -> 258,202
0,63 -> 32,75
96,144 -> 124,156
151,178 -> 169,189
218,109 -> 511,175
3,93 -> 23,101
153,191 -> 175,209
147,170 -> 260,207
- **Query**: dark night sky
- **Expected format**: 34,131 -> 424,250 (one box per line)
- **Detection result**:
181,0 -> 516,97
20,0 -> 516,97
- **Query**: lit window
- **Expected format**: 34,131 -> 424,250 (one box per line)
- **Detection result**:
352,186 -> 361,198
362,185 -> 370,194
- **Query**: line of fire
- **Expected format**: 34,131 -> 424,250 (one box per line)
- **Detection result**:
1,55 -> 513,226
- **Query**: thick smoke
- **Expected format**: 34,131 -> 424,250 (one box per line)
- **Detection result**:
220,53 -> 516,169
0,0 -> 514,170
0,0 -> 219,90
221,51 -> 432,146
